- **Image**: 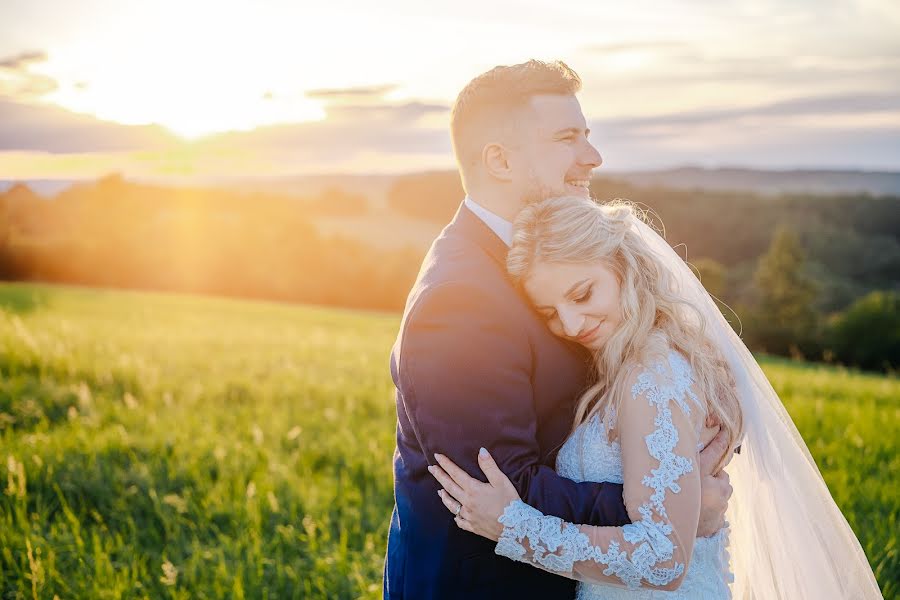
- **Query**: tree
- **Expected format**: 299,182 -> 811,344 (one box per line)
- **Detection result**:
691,257 -> 726,299
827,291 -> 900,372
748,228 -> 822,357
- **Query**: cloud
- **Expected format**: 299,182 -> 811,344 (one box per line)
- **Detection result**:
577,34 -> 900,93
582,40 -> 693,55
0,90 -> 450,158
596,122 -> 900,171
593,91 -> 900,136
591,91 -> 900,170
4,85 -> 895,175
0,50 -> 47,69
325,101 -> 448,122
0,99 -> 178,153
205,101 -> 451,161
0,49 -> 57,99
305,84 -> 399,100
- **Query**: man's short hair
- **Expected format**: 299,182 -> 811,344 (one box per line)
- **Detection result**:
450,60 -> 582,190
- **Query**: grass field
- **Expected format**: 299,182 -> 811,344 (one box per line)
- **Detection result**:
0,283 -> 897,599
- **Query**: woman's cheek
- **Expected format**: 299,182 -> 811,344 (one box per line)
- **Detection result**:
548,320 -> 564,338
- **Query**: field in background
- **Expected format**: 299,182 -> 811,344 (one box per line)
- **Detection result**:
0,283 -> 897,598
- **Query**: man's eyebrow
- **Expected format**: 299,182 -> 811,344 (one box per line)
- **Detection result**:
553,127 -> 590,137
534,279 -> 590,310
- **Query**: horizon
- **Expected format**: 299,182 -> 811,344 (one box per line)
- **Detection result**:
5,165 -> 900,202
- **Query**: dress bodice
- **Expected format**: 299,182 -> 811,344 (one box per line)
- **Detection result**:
497,350 -> 734,599
556,410 -> 733,599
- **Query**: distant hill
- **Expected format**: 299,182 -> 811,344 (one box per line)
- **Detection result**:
0,179 -> 85,197
5,167 -> 899,201
185,167 -> 900,198
603,167 -> 900,197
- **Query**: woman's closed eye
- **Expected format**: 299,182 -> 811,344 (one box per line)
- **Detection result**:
574,287 -> 593,303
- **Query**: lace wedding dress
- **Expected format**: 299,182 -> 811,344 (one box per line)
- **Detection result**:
495,350 -> 734,599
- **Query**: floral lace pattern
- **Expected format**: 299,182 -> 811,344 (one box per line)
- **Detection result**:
496,351 -> 733,598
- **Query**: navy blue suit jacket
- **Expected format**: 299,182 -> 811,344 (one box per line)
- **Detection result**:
384,203 -> 630,599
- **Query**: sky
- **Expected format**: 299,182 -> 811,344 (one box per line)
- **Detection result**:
1,0 -> 899,180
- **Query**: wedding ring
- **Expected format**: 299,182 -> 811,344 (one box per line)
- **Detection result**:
454,503 -> 462,516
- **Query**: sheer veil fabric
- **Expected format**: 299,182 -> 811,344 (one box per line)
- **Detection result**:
630,216 -> 882,599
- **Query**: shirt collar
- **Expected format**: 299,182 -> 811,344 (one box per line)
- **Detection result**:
464,195 -> 513,247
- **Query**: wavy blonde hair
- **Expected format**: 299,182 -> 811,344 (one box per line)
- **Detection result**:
508,196 -> 742,471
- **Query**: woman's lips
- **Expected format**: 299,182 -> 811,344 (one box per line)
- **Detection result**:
574,323 -> 601,344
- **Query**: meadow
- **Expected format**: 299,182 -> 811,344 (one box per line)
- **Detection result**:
0,283 -> 897,599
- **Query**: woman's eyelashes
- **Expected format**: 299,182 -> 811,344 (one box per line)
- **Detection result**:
537,285 -> 593,321
574,286 -> 593,304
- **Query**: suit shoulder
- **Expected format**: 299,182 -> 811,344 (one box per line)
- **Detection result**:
422,230 -> 502,284
405,233 -> 506,308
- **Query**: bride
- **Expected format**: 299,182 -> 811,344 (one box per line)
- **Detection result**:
428,196 -> 882,599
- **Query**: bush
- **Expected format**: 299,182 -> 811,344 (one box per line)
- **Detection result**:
827,291 -> 900,372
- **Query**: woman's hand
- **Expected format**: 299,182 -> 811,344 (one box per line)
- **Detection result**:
428,448 -> 520,541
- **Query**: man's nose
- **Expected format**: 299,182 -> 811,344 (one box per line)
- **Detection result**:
558,308 -> 584,338
580,139 -> 602,168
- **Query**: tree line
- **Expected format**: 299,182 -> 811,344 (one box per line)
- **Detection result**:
0,175 -> 417,311
1,172 -> 898,371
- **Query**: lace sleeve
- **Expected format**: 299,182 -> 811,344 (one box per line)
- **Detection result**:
494,352 -> 705,591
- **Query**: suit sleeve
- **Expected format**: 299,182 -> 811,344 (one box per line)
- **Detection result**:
398,280 -> 630,527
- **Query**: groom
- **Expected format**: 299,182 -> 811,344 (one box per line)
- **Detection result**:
384,60 -> 734,599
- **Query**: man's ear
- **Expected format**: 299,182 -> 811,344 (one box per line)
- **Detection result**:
482,143 -> 514,182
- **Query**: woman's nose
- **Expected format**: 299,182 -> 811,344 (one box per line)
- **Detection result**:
558,309 -> 584,338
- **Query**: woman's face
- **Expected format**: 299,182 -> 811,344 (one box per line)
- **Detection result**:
523,259 -> 623,351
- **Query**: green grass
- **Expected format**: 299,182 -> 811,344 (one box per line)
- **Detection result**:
0,282 -> 897,599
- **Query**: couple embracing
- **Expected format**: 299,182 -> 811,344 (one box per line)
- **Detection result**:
384,60 -> 881,599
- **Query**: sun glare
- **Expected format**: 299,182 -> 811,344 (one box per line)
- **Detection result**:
44,56 -> 328,140
160,99 -> 327,141
36,0 -> 342,139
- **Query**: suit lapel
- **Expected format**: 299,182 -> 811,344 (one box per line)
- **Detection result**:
449,202 -> 510,268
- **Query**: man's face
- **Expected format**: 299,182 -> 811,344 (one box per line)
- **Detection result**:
509,94 -> 602,206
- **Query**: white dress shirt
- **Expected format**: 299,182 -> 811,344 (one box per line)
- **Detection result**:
464,195 -> 514,247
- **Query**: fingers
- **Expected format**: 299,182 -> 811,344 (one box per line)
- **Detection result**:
438,489 -> 478,535
709,428 -> 729,456
438,490 -> 475,533
717,470 -> 733,499
454,515 -> 474,533
698,428 -> 729,476
720,447 -> 736,469
434,453 -> 479,491
428,464 -> 466,501
477,448 -> 507,488
699,424 -> 720,449
437,489 -> 462,515
437,489 -> 475,533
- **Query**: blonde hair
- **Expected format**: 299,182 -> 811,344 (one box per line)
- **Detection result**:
508,196 -> 742,472
450,60 -> 582,192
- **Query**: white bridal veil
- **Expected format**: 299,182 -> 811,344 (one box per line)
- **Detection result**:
630,216 -> 883,600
